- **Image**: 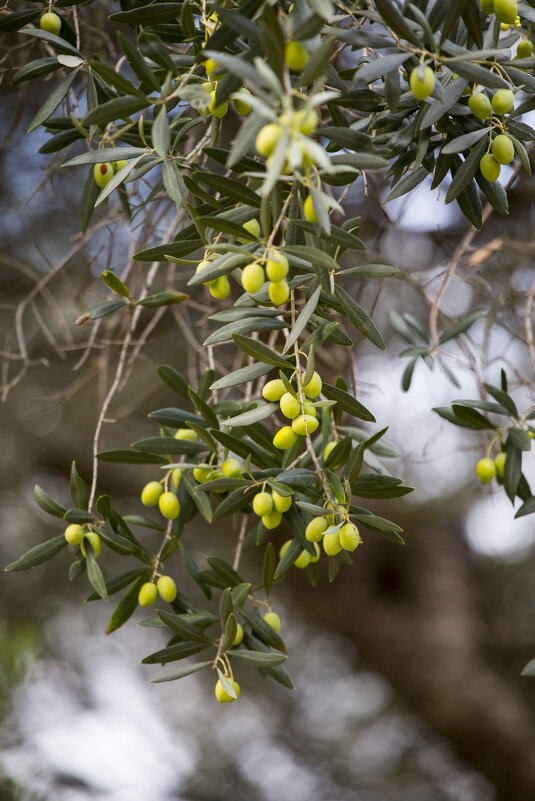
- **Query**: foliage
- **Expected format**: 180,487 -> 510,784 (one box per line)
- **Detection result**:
5,0 -> 535,697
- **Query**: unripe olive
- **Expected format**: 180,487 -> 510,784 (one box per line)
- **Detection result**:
157,575 -> 177,603
138,581 -> 158,607
304,195 -> 319,223
468,92 -> 492,119
324,502 -> 336,526
323,531 -> 342,556
241,263 -> 265,294
265,252 -> 289,282
158,491 -> 181,520
517,39 -> 534,58
209,275 -> 230,299
204,58 -> 219,78
480,0 -> 494,11
256,123 -> 282,157
269,280 -> 290,306
262,379 -> 286,402
501,22 -> 510,30
93,162 -> 115,189
303,371 -> 322,399
339,522 -> 361,552
494,0 -> 517,24
215,678 -> 240,703
64,524 -> 84,546
280,392 -> 301,419
309,542 -> 321,563
263,611 -> 281,633
279,540 -> 291,558
480,154 -> 501,182
202,81 -> 215,93
492,134 -> 514,165
273,426 -> 298,450
262,510 -> 283,529
175,428 -> 196,441
113,159 -> 129,172
171,468 -> 182,491
193,467 -> 212,483
40,11 -> 62,35
294,108 -> 318,136
306,516 -> 328,542
323,441 -> 336,461
196,259 -> 216,287
222,458 -> 243,478
253,491 -> 274,517
285,41 -> 309,71
292,414 -> 319,436
141,481 -> 163,506
294,549 -> 311,569
242,218 -> 260,240
409,66 -> 435,101
80,531 -> 101,558
233,89 -> 252,116
272,490 -> 292,513
492,89 -> 514,115
476,457 -> 496,484
303,401 -> 316,417
233,623 -> 244,646
208,92 -> 228,118
494,452 -> 507,478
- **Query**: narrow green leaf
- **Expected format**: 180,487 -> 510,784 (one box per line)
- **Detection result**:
5,535 -> 67,572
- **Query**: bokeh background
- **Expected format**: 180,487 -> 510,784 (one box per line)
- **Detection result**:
3,6 -> 535,800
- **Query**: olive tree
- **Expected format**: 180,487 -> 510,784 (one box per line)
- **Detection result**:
4,0 -> 535,702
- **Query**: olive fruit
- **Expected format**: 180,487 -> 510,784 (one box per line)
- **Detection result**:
272,490 -> 292,513
193,467 -> 212,483
222,459 -> 243,478
233,90 -> 252,116
323,531 -> 342,556
204,58 -> 219,78
480,154 -> 501,182
323,441 -> 336,460
285,41 -> 309,71
476,457 -> 496,484
233,624 -> 244,646
265,252 -> 289,282
208,92 -> 228,118
253,491 -> 274,517
138,582 -> 158,607
304,195 -> 319,223
262,510 -> 283,529
80,532 -> 101,558
492,134 -> 514,165
241,263 -> 265,294
517,40 -> 534,58
263,611 -> 281,633
339,522 -> 360,552
294,549 -> 311,569
494,452 -> 507,478
175,428 -> 196,441
494,0 -> 517,24
262,379 -> 286,402
64,524 -> 84,546
480,0 -> 494,12
303,371 -> 322,399
269,280 -> 290,306
294,109 -> 318,136
292,414 -> 319,436
158,491 -> 181,520
215,678 -> 240,703
492,89 -> 514,115
273,426 -> 298,449
93,162 -> 115,189
157,575 -> 177,603
468,92 -> 492,119
40,11 -> 62,34
242,218 -> 260,240
113,159 -> 129,172
141,481 -> 164,506
280,392 -> 301,419
256,123 -> 282,157
305,516 -> 328,542
209,275 -> 230,299
171,469 -> 182,491
409,66 -> 435,101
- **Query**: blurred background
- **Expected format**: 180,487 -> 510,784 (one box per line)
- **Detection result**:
3,7 -> 535,801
